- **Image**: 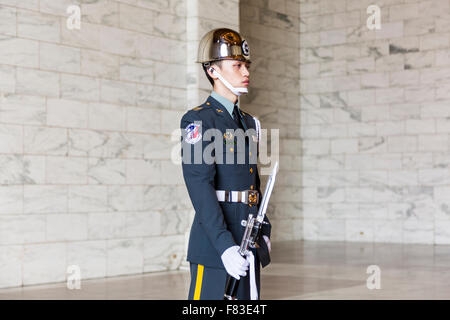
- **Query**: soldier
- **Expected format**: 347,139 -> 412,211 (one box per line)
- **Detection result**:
181,28 -> 272,300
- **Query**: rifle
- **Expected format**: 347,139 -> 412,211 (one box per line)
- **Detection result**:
223,161 -> 279,300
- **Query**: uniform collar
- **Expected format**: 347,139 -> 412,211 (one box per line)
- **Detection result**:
211,90 -> 239,117
206,94 -> 248,131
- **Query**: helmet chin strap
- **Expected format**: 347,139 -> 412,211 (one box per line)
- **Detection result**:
209,67 -> 248,96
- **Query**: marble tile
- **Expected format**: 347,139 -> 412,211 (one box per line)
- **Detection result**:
88,102 -> 125,131
126,106 -> 161,134
61,74 -> 100,102
143,185 -> 191,212
0,5 -> 16,36
0,94 -> 46,125
0,245 -> 23,288
46,213 -> 88,241
87,158 -> 126,185
434,221 -> 450,244
0,124 -> 22,154
81,0 -> 119,27
108,185 -> 144,212
68,185 -> 108,213
125,211 -> 160,237
106,238 -> 143,277
143,234 -> 184,272
38,0 -> 80,15
0,36 -> 38,68
99,25 -> 137,56
47,99 -> 89,129
126,159 -> 160,184
17,9 -> 60,42
39,43 -> 81,73
45,156 -> 87,184
87,212 -> 127,240
23,126 -> 68,156
22,243 -> 66,286
136,84 -> 170,108
0,215 -> 45,244
22,155 -> 46,184
81,49 -> 120,79
0,155 -> 30,185
160,209 -> 189,236
66,240 -> 107,280
160,160 -> 183,185
403,219 -> 434,244
137,0 -> 186,16
24,185 -> 67,214
119,57 -> 154,84
142,134 -> 172,160
100,79 -> 136,106
153,11 -> 186,40
61,20 -> 101,51
0,185 -> 23,215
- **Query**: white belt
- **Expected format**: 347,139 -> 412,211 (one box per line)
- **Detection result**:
216,190 -> 259,205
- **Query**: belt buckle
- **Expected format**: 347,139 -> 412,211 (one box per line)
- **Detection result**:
247,190 -> 258,205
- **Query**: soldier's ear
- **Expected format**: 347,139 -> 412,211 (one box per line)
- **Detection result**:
208,67 -> 218,79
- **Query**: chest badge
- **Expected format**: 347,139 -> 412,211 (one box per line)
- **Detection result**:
223,131 -> 235,145
224,132 -> 233,140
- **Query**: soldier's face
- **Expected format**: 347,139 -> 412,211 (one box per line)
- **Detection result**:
219,59 -> 250,88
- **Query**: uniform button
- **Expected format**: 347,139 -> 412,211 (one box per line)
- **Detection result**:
250,185 -> 254,190
230,147 -> 234,152
250,168 -> 253,174
206,102 -> 210,105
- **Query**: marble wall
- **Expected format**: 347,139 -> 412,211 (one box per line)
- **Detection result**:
0,0 -> 190,289
1,0 -> 446,290
299,0 -> 450,244
239,0 -> 302,241
0,0 -> 244,290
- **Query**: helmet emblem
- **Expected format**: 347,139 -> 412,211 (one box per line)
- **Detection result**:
242,40 -> 250,56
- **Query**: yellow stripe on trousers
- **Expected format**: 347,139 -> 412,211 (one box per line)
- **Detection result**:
193,264 -> 204,300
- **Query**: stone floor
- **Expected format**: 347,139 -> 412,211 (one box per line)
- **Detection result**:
1,240 -> 450,299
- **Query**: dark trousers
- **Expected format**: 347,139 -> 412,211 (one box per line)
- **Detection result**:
187,260 -> 261,300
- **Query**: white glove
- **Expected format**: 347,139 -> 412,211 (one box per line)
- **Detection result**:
263,235 -> 271,253
221,246 -> 249,280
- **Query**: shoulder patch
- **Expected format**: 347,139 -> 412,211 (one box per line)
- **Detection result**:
184,122 -> 202,144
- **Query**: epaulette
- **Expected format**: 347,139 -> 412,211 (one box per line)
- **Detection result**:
191,101 -> 212,112
240,109 -> 251,117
